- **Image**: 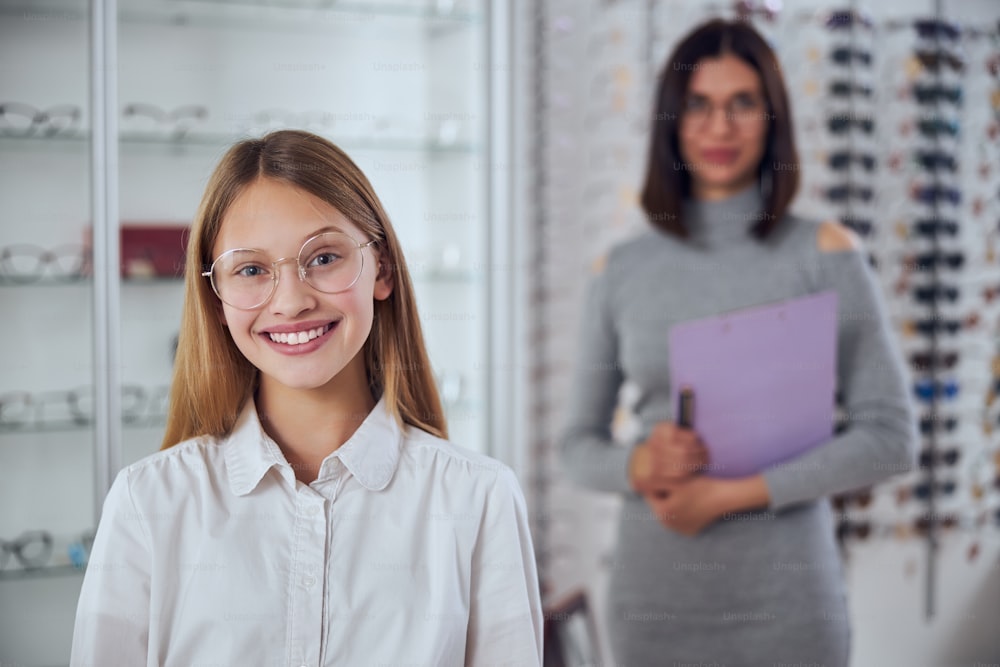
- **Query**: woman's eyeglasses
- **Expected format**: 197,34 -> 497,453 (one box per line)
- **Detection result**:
203,231 -> 377,310
678,94 -> 770,131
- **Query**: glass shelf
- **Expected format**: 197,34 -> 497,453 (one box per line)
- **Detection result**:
0,417 -> 166,436
0,132 -> 480,156
0,564 -> 86,583
0,276 -> 183,287
3,0 -> 481,33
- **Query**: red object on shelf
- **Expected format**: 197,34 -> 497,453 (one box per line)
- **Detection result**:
83,223 -> 190,278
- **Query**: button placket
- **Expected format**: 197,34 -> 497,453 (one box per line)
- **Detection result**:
287,491 -> 327,667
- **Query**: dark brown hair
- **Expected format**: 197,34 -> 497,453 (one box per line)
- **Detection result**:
640,19 -> 799,240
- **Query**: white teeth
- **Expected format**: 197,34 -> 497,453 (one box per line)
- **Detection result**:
267,324 -> 331,346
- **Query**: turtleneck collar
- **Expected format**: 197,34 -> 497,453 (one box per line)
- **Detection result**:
683,183 -> 766,247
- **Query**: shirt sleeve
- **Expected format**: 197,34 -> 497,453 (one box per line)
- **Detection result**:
70,467 -> 152,666
762,247 -> 919,510
465,466 -> 543,667
557,268 -> 635,495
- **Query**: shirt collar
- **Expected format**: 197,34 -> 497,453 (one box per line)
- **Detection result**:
224,396 -> 403,496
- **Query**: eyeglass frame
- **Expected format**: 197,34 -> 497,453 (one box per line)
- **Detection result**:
678,92 -> 772,133
202,231 -> 378,310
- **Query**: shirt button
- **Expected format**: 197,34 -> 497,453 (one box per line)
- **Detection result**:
303,575 -> 316,588
305,505 -> 320,516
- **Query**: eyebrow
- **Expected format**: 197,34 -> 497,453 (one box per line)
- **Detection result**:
219,225 -> 350,255
686,89 -> 762,99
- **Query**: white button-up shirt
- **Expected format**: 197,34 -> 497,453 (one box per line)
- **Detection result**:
70,398 -> 543,666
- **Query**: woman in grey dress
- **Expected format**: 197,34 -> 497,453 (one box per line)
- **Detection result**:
559,19 -> 917,666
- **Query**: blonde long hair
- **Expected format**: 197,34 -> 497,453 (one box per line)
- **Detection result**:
161,130 -> 446,448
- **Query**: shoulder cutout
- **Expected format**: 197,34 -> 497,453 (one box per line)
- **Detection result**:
817,220 -> 862,253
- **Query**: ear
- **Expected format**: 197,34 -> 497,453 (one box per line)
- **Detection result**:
373,254 -> 394,302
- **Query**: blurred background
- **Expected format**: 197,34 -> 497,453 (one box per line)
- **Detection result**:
1,0 -> 999,665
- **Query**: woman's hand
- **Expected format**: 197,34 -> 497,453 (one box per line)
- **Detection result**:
628,422 -> 709,495
643,475 -> 771,537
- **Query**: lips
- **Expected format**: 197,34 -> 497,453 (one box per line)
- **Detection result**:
267,324 -> 332,345
259,320 -> 338,351
701,148 -> 739,164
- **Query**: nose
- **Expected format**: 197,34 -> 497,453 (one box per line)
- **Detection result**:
267,257 -> 316,316
705,104 -> 734,136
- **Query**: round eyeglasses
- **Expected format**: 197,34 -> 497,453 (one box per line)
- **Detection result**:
203,231 -> 376,310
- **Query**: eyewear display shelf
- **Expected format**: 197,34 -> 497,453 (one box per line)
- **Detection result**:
0,0 -> 512,664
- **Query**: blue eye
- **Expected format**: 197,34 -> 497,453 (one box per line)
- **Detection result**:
236,264 -> 268,278
308,252 -> 342,268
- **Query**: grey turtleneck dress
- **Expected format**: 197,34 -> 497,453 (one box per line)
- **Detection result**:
559,185 -> 918,667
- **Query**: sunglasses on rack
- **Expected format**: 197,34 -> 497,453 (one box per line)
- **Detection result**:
912,479 -> 957,500
912,218 -> 959,238
912,284 -> 959,304
826,185 -> 874,202
830,46 -> 872,66
919,413 -> 958,435
914,49 -> 966,73
831,488 -> 873,512
827,115 -> 875,134
828,151 -> 877,171
842,217 -> 873,237
919,448 -> 961,468
913,378 -> 959,402
906,315 -> 978,336
824,10 -> 874,30
916,118 -> 960,138
912,185 -> 961,206
914,18 -> 961,40
910,350 -> 959,371
913,83 -> 963,105
914,150 -> 957,172
829,80 -> 874,98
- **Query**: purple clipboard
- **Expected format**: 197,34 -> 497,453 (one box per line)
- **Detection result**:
667,290 -> 839,478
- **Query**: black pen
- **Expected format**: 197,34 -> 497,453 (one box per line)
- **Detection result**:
677,386 -> 695,429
